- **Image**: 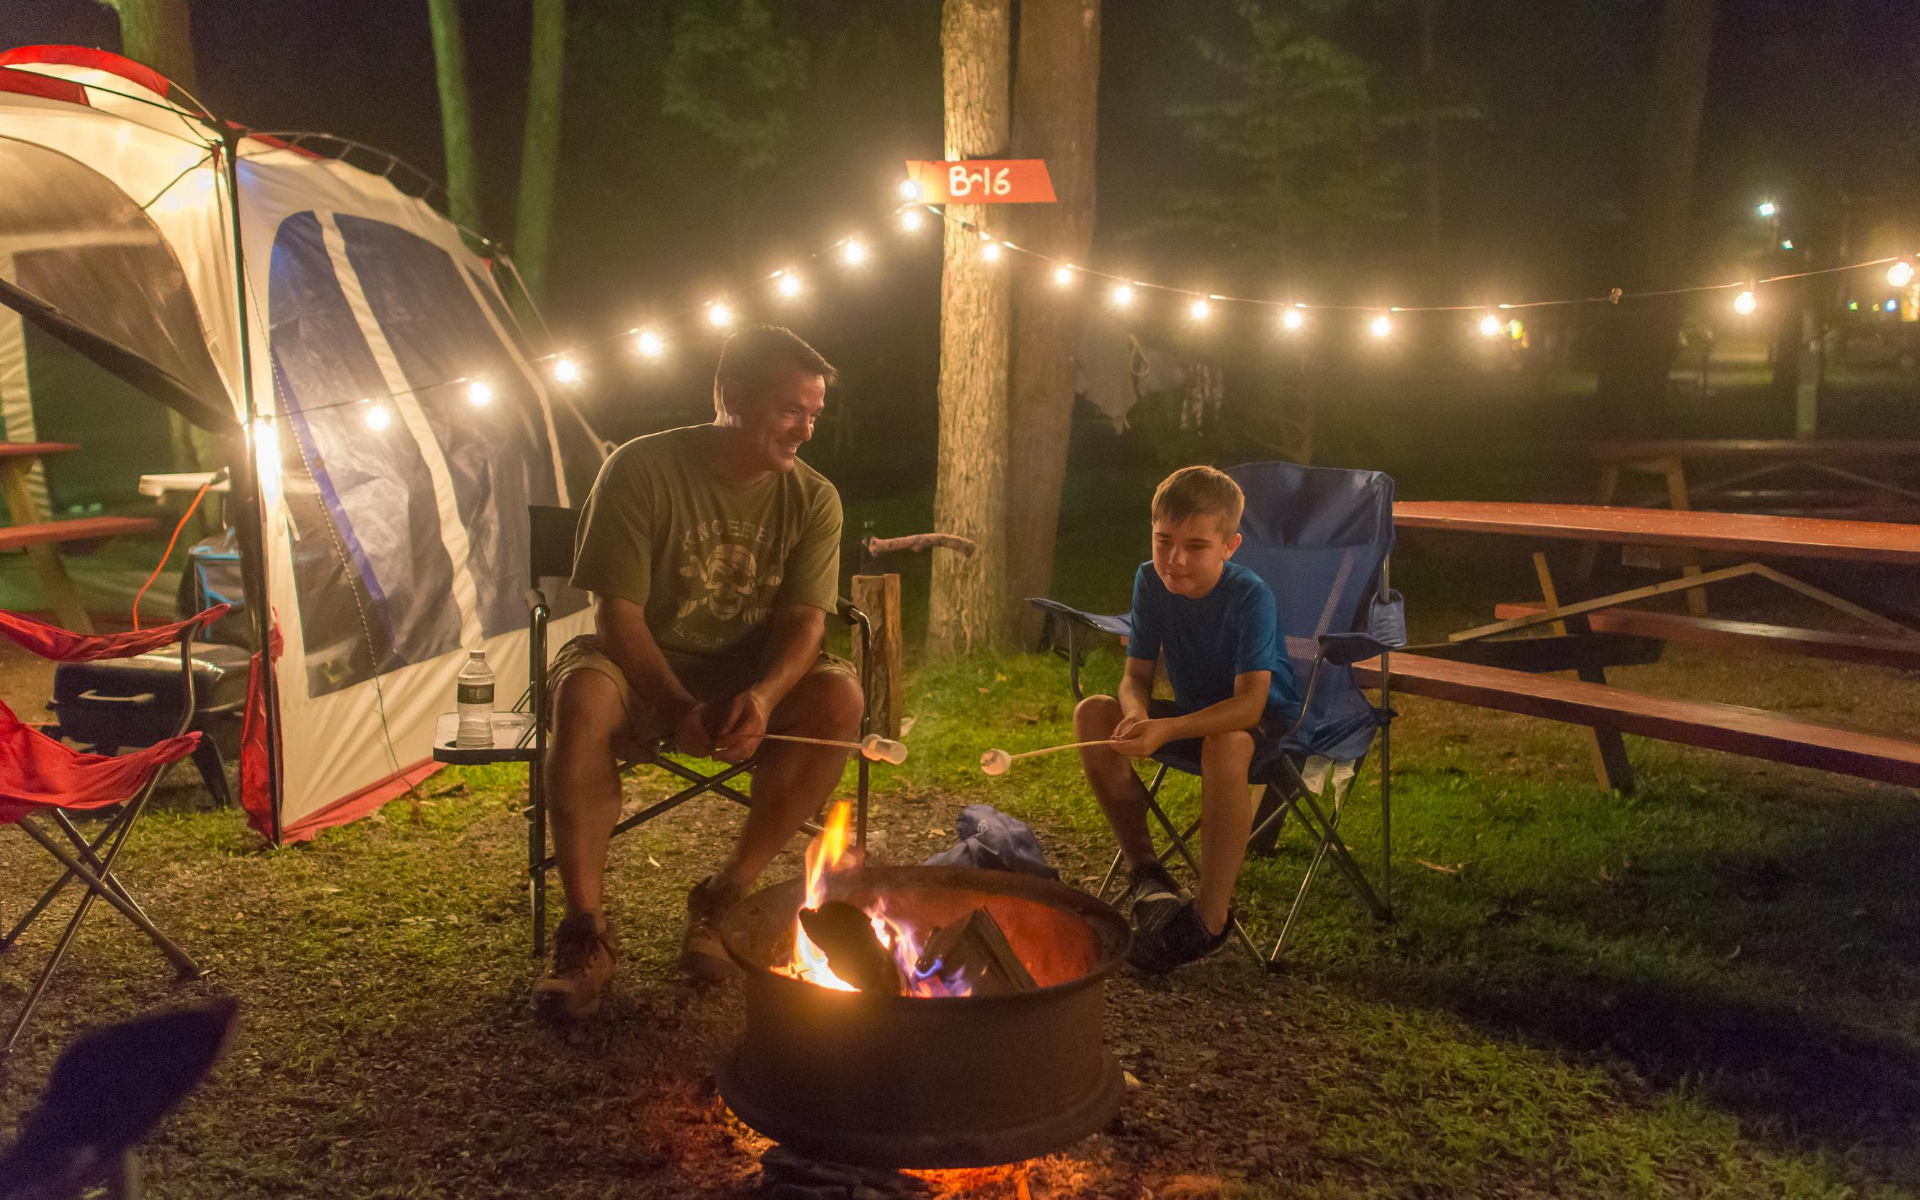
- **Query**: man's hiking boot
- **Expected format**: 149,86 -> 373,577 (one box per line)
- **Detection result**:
532,912 -> 617,1021
1124,860 -> 1187,935
1126,900 -> 1233,976
680,875 -> 747,983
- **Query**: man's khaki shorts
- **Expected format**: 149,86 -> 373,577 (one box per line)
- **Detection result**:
547,633 -> 859,753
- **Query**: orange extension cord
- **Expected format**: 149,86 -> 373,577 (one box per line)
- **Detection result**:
130,475 -> 216,631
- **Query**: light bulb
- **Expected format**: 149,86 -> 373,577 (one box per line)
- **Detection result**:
469,380 -> 494,405
900,207 -> 923,231
1282,309 -> 1304,331
1112,284 -> 1134,307
899,179 -> 920,200
635,329 -> 664,358
708,303 -> 733,327
552,357 -> 580,384
842,240 -> 866,266
1888,261 -> 1915,288
1733,289 -> 1758,315
1054,264 -> 1074,286
365,403 -> 391,431
982,240 -> 1002,262
1189,299 -> 1210,320
1757,201 -> 1777,218
1480,313 -> 1502,336
776,271 -> 802,298
1370,314 -> 1392,338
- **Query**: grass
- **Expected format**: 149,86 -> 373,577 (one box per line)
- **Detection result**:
3,465 -> 1920,1198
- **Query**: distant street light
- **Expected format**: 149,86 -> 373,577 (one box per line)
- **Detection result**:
1756,200 -> 1778,218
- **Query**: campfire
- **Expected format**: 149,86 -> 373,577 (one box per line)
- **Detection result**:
718,815 -> 1132,1169
782,803 -> 1033,998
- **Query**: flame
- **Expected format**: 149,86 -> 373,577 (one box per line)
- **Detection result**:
781,802 -> 971,997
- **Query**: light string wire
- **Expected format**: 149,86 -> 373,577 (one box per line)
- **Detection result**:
263,196 -> 1914,427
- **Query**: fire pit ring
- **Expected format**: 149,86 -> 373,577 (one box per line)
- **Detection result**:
718,864 -> 1131,1169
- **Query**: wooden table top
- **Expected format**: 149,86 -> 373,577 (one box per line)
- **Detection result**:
0,441 -> 79,460
1393,501 -> 1920,566
1586,438 -> 1920,463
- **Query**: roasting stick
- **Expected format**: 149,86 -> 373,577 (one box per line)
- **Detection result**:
760,732 -> 910,764
979,739 -> 1115,776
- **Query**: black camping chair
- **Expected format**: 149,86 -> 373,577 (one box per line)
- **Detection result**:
1030,461 -> 1404,969
436,505 -> 874,956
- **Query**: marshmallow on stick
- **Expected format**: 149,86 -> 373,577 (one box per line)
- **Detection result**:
980,739 -> 1115,775
760,732 -> 908,764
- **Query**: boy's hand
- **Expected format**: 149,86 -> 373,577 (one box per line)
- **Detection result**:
1110,717 -> 1171,760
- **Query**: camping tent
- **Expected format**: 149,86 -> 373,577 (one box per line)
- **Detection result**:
0,46 -> 598,842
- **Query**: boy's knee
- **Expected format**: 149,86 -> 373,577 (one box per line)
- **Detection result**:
1202,729 -> 1255,762
1074,694 -> 1122,736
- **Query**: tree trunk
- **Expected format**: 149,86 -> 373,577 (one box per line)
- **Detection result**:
928,0 -> 1013,660
1593,0 -> 1716,436
100,0 -> 197,93
514,0 -> 566,306
427,0 -> 484,236
1006,0 -> 1100,647
1418,0 -> 1440,247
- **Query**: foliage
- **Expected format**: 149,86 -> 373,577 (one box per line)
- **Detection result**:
1165,1 -> 1406,266
660,0 -> 808,175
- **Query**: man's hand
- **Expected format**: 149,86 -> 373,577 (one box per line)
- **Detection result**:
672,701 -> 717,759
712,690 -> 770,763
1110,716 -> 1171,760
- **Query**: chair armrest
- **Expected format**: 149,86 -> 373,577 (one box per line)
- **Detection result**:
1316,632 -> 1396,667
1027,597 -> 1132,640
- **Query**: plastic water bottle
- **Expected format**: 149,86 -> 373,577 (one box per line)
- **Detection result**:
456,651 -> 494,748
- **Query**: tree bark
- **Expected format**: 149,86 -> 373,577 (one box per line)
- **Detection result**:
928,0 -> 1013,660
1006,0 -> 1100,647
99,0 -> 197,93
1593,0 -> 1716,436
427,0 -> 484,236
514,0 -> 566,305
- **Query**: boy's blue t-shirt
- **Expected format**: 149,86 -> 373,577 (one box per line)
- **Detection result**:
1127,559 -> 1299,723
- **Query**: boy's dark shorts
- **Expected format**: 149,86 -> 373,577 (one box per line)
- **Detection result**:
1147,697 -> 1289,763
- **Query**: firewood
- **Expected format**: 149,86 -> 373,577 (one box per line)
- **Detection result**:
913,908 -> 1037,996
798,902 -> 902,995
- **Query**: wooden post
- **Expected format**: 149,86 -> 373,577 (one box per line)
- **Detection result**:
851,574 -> 904,739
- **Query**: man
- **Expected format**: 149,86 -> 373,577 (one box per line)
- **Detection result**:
533,325 -> 862,1020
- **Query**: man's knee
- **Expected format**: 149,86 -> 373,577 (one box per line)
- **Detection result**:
549,671 -> 626,763
782,668 -> 864,738
1075,694 -> 1122,737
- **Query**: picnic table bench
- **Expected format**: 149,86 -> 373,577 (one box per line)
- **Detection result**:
0,443 -> 158,632
1390,501 -> 1920,793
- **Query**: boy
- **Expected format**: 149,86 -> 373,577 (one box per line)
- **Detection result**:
1073,466 -> 1297,974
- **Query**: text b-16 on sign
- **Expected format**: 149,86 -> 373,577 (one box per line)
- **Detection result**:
904,159 -> 1057,205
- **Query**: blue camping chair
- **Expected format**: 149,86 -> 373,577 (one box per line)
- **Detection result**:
1030,461 -> 1405,968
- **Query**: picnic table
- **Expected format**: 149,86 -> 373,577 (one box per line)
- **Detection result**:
1384,501 -> 1920,792
0,442 -> 158,633
1586,438 -> 1920,516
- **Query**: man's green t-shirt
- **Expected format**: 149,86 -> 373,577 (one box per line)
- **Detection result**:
570,424 -> 842,668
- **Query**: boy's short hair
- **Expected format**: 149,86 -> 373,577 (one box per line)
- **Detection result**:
1151,466 -> 1244,538
714,324 -> 838,415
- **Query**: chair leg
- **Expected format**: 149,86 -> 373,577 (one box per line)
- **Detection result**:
528,766 -> 548,959
2,812 -> 122,950
13,816 -> 197,976
1139,791 -> 1263,968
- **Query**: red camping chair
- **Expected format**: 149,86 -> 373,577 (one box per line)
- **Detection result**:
0,604 -> 227,1055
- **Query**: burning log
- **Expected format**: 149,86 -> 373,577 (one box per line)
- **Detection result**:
798,901 -> 902,995
914,908 -> 1037,997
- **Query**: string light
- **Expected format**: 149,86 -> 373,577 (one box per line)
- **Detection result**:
1054,264 -> 1074,286
842,240 -> 867,266
982,239 -> 1002,262
1732,288 -> 1758,315
899,179 -> 920,200
365,401 -> 391,431
776,270 -> 803,298
1889,261 -> 1915,288
1370,314 -> 1393,338
1189,298 -> 1211,320
1111,284 -> 1134,307
707,302 -> 733,327
1479,313 -> 1502,336
551,357 -> 580,384
900,207 -> 924,231
634,329 -> 664,358
468,380 -> 495,405
1281,309 -> 1304,331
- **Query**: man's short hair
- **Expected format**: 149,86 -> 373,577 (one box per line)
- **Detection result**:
714,325 -> 837,414
1151,466 -> 1244,538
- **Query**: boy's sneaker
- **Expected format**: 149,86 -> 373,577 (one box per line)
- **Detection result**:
1124,860 -> 1187,934
532,912 -> 617,1021
1126,900 -> 1233,975
679,875 -> 746,983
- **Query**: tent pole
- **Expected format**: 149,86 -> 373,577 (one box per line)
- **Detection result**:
221,124 -> 284,843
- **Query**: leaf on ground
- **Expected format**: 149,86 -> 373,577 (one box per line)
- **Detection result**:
1415,858 -> 1461,875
